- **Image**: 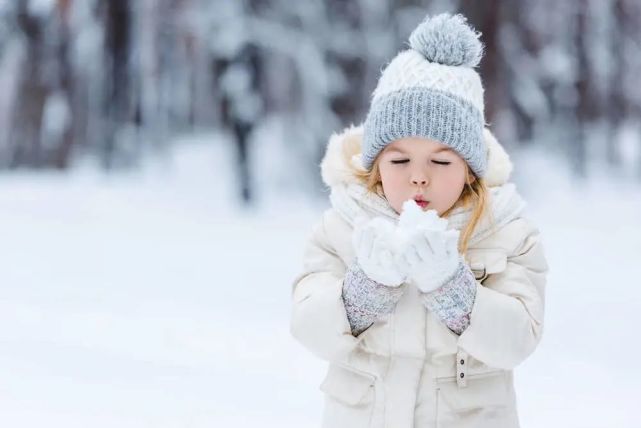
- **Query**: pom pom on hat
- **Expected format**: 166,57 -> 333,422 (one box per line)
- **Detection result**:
408,13 -> 483,67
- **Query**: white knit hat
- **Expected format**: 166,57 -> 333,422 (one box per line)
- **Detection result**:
362,13 -> 487,176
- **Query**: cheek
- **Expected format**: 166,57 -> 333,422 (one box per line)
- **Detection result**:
438,159 -> 465,176
379,167 -> 406,202
380,167 -> 405,189
441,168 -> 468,195
446,167 -> 467,185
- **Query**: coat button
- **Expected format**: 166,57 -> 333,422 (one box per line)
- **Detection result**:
460,373 -> 465,378
460,359 -> 465,365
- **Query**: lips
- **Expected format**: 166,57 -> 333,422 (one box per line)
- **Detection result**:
413,196 -> 430,208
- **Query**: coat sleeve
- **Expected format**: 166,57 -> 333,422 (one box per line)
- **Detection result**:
289,212 -> 364,362
457,224 -> 549,369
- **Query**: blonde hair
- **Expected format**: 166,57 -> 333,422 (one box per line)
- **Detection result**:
343,137 -> 495,257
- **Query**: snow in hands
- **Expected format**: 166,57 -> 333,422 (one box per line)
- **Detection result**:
352,200 -> 462,292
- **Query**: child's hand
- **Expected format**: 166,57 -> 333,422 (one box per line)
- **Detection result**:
395,200 -> 462,293
352,216 -> 408,287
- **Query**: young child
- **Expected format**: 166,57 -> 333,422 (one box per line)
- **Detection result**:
290,13 -> 549,428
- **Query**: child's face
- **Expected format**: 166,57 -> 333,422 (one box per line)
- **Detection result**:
377,137 -> 471,216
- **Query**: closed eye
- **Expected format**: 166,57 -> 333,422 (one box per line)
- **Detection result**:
390,159 -> 451,165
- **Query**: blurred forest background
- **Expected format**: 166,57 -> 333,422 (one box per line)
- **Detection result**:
1,2 -> 640,426
1,0 -> 640,202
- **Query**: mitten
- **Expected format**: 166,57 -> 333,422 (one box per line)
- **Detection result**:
352,216 -> 407,287
395,200 -> 463,293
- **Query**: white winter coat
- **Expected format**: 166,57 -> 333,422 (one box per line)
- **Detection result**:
290,125 -> 549,428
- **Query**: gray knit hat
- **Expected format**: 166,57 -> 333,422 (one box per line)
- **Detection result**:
362,13 -> 487,177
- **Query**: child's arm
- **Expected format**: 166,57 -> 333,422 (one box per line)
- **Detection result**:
290,213 -> 403,361
342,262 -> 405,336
454,222 -> 548,370
289,212 -> 366,361
420,261 -> 477,335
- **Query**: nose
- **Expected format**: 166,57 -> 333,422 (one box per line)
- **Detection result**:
411,171 -> 429,186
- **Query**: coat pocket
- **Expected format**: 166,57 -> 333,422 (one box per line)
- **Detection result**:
320,364 -> 377,428
436,370 -> 517,428
437,370 -> 509,410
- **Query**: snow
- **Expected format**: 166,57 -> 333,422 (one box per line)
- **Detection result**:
511,144 -> 641,427
399,200 -> 445,231
41,92 -> 71,149
0,131 -> 639,427
618,121 -> 641,178
219,63 -> 263,123
209,1 -> 248,59
27,0 -> 55,18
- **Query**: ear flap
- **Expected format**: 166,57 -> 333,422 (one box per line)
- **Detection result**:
483,128 -> 513,187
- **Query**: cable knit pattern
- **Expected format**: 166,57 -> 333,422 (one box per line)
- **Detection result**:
342,262 -> 405,336
363,87 -> 485,176
371,51 -> 484,111
421,261 -> 477,335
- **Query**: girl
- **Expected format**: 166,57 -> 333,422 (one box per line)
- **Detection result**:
290,13 -> 549,428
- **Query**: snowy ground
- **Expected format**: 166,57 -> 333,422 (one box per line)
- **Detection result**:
0,132 -> 639,427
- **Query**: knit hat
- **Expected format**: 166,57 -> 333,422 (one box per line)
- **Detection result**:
362,13 -> 487,177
